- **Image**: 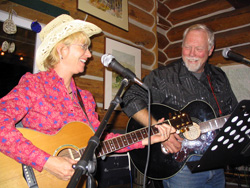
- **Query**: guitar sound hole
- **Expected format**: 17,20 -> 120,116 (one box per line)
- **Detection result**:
57,148 -> 81,160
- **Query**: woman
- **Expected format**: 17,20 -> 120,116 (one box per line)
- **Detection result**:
0,14 -> 174,182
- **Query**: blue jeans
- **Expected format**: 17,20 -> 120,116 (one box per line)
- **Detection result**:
162,156 -> 225,188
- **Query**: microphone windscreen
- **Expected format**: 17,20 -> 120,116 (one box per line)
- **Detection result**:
101,54 -> 113,67
222,48 -> 231,58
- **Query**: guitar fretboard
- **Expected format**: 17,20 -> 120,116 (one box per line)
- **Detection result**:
200,114 -> 230,133
97,126 -> 159,157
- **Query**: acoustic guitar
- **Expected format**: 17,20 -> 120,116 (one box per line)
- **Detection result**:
127,100 -> 230,180
0,113 -> 191,187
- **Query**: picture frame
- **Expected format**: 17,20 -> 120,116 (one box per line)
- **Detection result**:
104,37 -> 141,109
78,0 -> 128,31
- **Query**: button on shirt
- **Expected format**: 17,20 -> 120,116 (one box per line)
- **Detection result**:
0,70 -> 143,172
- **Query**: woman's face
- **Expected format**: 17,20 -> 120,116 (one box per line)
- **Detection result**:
62,40 -> 92,75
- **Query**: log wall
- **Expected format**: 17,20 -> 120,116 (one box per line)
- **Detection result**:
0,0 -> 158,130
0,0 -> 249,130
157,0 -> 250,67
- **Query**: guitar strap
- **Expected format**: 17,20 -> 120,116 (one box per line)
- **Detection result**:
76,88 -> 95,132
207,74 -> 222,116
16,122 -> 39,188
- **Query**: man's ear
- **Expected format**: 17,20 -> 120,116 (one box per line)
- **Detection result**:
208,46 -> 214,56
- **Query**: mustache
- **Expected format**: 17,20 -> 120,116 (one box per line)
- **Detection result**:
186,57 -> 199,61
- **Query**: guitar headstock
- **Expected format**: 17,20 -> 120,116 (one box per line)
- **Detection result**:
168,113 -> 192,134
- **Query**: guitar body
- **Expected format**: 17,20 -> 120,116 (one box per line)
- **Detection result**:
0,122 -> 94,188
126,100 -> 217,180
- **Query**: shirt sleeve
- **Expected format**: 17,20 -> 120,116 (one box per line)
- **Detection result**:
0,73 -> 50,172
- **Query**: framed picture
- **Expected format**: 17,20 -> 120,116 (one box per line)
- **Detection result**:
104,37 -> 141,109
78,0 -> 128,31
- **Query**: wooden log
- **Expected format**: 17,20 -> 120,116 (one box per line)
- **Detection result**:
167,0 -> 232,25
164,25 -> 250,60
129,4 -> 155,27
164,0 -> 202,10
215,26 -> 250,49
81,55 -> 104,78
157,1 -> 170,18
209,44 -> 250,66
130,0 -> 155,12
142,48 -> 155,67
97,107 -> 130,130
74,77 -> 104,104
167,6 -> 250,42
158,32 -> 170,50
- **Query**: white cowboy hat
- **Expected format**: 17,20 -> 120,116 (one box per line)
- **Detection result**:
36,14 -> 102,71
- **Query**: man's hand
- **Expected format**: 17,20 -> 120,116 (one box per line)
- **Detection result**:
43,156 -> 77,181
161,133 -> 183,153
142,118 -> 176,145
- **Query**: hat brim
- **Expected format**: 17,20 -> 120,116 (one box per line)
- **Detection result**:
36,20 -> 102,71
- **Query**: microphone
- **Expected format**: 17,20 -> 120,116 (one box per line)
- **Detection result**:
222,48 -> 250,65
101,54 -> 148,90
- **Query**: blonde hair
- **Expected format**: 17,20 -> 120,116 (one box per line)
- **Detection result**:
43,31 -> 91,70
182,24 -> 214,50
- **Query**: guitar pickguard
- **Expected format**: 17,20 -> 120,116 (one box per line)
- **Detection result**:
175,130 -> 217,162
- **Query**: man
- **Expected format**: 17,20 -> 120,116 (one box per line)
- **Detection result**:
121,24 -> 238,188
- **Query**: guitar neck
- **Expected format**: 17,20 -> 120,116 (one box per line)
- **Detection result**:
77,112 -> 191,158
96,126 -> 159,157
199,114 -> 230,133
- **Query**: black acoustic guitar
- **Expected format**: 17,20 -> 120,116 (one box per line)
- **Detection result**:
126,100 -> 230,180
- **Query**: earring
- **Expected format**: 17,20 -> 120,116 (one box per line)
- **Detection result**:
60,55 -> 63,60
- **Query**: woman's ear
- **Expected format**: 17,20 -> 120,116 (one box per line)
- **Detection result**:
56,43 -> 66,60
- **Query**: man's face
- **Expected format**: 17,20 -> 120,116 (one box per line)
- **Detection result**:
182,29 -> 214,73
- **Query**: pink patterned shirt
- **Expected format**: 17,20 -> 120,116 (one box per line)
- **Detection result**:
0,70 -> 143,172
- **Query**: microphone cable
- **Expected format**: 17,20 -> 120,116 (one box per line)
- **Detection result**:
143,87 -> 151,188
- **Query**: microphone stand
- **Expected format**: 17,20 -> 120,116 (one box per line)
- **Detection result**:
67,78 -> 130,188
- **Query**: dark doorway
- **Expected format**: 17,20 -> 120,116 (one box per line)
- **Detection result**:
0,21 -> 36,98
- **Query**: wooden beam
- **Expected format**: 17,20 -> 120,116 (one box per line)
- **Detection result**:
8,0 -> 69,17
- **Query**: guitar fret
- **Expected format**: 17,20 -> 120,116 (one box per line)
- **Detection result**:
116,136 -> 125,148
121,135 -> 129,146
112,138 -> 120,151
126,133 -> 133,145
102,141 -> 111,154
200,115 -> 230,133
108,140 -> 115,152
130,131 -> 138,142
209,121 -> 213,130
98,142 -> 107,156
136,130 -> 143,140
151,126 -> 159,135
140,129 -> 148,138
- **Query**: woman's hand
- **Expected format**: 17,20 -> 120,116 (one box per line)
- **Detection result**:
142,118 -> 176,145
43,156 -> 77,181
